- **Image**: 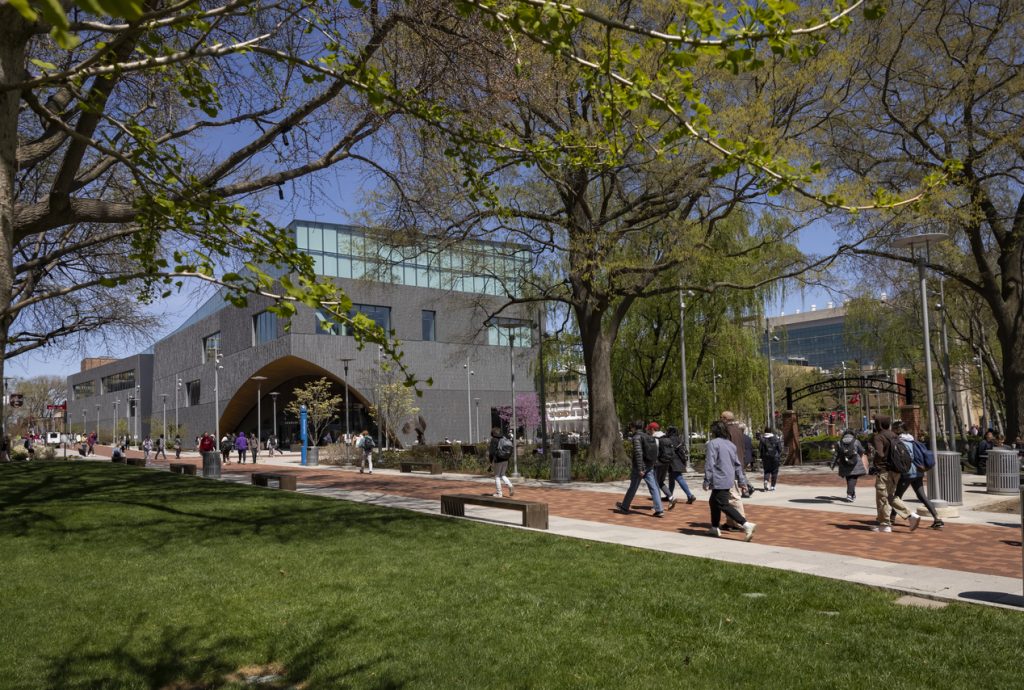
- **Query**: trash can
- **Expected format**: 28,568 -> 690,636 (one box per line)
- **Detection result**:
927,450 -> 963,506
307,447 -> 319,466
202,451 -> 222,479
550,449 -> 571,483
986,448 -> 1019,495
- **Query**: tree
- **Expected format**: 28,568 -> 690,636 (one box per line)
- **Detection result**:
368,360 -> 420,448
810,0 -> 1024,438
285,377 -> 342,448
8,374 -> 66,434
497,392 -> 541,440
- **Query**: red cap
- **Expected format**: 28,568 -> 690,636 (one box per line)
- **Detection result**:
646,422 -> 660,432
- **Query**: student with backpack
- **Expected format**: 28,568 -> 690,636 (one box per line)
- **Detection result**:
703,420 -> 756,541
831,429 -> 868,502
358,430 -> 375,474
487,427 -> 516,497
868,415 -> 920,533
662,426 -> 697,506
758,427 -> 784,492
615,420 -> 664,518
892,422 -> 943,529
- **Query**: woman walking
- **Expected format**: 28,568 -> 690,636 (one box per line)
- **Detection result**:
703,420 -> 756,541
487,427 -> 515,497
663,426 -> 696,506
234,431 -> 248,464
893,423 -> 943,528
832,429 -> 867,502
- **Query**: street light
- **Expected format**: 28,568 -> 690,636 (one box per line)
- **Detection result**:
269,392 -> 280,442
840,361 -> 850,429
474,397 -> 480,444
339,357 -> 353,459
213,352 -> 224,444
464,360 -> 474,444
486,315 -> 534,478
95,404 -> 100,440
934,283 -> 957,448
161,393 -> 167,441
134,384 -> 140,444
892,232 -> 948,494
113,398 -> 119,445
974,354 -> 989,432
765,324 -> 780,429
82,409 -> 86,438
251,375 -> 268,448
174,376 -> 181,436
679,289 -> 692,455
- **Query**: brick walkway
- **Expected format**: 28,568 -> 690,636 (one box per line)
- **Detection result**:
164,460 -> 1020,581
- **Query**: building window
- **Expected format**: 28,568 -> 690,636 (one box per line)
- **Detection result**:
421,310 -> 436,341
185,380 -> 201,407
72,381 -> 95,399
202,332 -> 221,363
487,325 -> 532,347
101,370 -> 135,394
342,304 -> 391,336
252,311 -> 278,345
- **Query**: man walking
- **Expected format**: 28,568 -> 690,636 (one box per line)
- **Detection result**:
616,421 -> 664,518
719,411 -> 747,528
154,434 -> 167,461
869,415 -> 920,533
703,420 -> 756,541
358,430 -> 375,474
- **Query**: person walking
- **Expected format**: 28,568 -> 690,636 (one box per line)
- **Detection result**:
174,435 -> 182,459
154,434 -> 167,461
703,420 -> 757,541
869,415 -> 921,533
249,432 -> 258,464
892,423 -> 943,529
741,424 -> 756,473
758,427 -> 783,492
234,431 -> 248,464
86,432 -> 96,456
358,430 -> 375,473
142,436 -> 152,462
719,411 -> 747,529
219,434 -> 233,464
487,427 -> 516,497
648,422 -> 675,505
663,426 -> 697,506
615,421 -> 664,518
198,432 -> 215,453
831,429 -> 867,502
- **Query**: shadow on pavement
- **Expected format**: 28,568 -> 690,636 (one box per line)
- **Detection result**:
958,591 -> 1024,608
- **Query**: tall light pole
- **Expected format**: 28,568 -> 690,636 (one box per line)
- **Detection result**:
213,352 -> 223,444
113,398 -> 119,445
95,404 -> 100,440
376,346 -> 384,452
339,357 -> 353,459
840,361 -> 849,429
82,409 -> 86,438
893,232 -> 948,489
134,384 -> 140,443
124,393 -> 131,445
465,359 -> 474,444
679,289 -> 691,454
974,353 -> 989,432
474,397 -> 480,444
251,376 -> 268,446
161,394 -> 167,441
174,376 -> 181,435
269,392 -> 280,441
487,316 -> 533,478
765,324 -> 779,429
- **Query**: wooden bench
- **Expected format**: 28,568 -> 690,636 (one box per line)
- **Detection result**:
251,472 -> 297,491
111,456 -> 126,463
440,493 -> 548,530
400,460 -> 442,475
169,463 -> 197,475
126,458 -> 146,467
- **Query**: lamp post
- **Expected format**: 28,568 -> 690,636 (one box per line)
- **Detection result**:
765,324 -> 780,429
474,397 -> 480,444
679,289 -> 691,454
487,316 -> 533,478
113,399 -> 118,446
124,393 -> 131,446
933,280 -> 957,449
95,404 -> 100,440
134,384 -> 140,444
82,409 -> 86,438
840,361 -> 850,429
161,393 -> 167,441
464,360 -> 474,444
339,357 -> 353,459
269,392 -> 280,441
376,346 -> 384,452
251,376 -> 267,449
213,352 -> 223,444
974,354 -> 989,432
174,376 -> 181,435
893,232 -> 948,500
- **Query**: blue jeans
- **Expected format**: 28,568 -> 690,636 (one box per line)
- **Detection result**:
621,466 -> 664,513
668,471 -> 695,500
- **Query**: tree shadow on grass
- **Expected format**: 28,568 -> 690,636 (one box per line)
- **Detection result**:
39,616 -> 409,689
0,463 -> 438,553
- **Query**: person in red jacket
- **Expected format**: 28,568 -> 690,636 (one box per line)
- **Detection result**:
198,433 -> 215,453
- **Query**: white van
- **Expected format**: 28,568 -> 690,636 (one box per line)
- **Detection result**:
45,431 -> 61,446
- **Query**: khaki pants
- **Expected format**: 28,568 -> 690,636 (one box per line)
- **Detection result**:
875,470 -> 911,526
725,482 -> 746,528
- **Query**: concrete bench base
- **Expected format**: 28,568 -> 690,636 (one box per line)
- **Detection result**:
440,493 -> 548,529
400,461 -> 442,475
251,472 -> 297,491
169,463 -> 197,475
126,458 -> 146,467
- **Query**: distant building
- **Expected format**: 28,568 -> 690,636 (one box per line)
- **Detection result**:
68,220 -> 536,447
762,304 -> 876,372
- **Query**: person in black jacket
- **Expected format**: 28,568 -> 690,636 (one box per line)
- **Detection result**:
663,426 -> 697,506
615,421 -> 665,517
487,427 -> 516,497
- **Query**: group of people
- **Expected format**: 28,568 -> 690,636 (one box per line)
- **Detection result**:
833,415 -> 944,533
612,411 -> 774,542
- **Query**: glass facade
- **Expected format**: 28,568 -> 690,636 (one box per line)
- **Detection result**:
101,371 -> 135,394
487,325 -> 532,348
185,380 -> 201,407
291,220 -> 529,297
72,381 -> 95,399
252,311 -> 279,345
343,304 -> 391,336
203,332 -> 221,363
421,310 -> 436,341
763,317 -> 876,371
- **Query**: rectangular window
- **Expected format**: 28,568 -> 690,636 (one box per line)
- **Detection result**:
185,380 -> 201,407
252,311 -> 279,345
72,381 -> 95,399
342,304 -> 391,336
422,310 -> 436,341
488,325 -> 532,347
315,309 -> 343,335
202,332 -> 221,364
101,370 -> 136,394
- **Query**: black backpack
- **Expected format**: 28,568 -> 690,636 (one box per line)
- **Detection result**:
656,436 -> 674,465
640,433 -> 659,465
888,436 -> 913,474
839,434 -> 859,466
763,435 -> 782,461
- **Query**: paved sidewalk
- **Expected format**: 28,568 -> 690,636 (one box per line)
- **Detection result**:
94,447 -> 1024,610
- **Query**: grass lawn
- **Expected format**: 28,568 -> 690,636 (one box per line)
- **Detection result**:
1,462 -> 1020,689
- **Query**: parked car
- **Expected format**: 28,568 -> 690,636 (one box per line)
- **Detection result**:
45,431 -> 61,446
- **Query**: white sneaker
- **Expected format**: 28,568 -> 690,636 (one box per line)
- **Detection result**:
743,522 -> 757,542
706,527 -> 721,537
870,525 -> 892,533
908,513 -> 921,531
492,492 -> 503,497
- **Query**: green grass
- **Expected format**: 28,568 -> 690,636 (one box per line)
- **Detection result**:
0,462 -> 1020,689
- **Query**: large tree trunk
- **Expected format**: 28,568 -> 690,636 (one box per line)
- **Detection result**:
578,311 -> 624,463
997,316 -> 1024,442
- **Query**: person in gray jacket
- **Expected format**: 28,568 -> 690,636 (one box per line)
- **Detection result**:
703,420 -> 757,541
831,429 -> 867,502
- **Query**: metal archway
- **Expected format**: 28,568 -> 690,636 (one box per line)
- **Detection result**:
782,376 -> 914,411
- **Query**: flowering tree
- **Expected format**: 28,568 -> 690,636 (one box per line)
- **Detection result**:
497,392 -> 541,440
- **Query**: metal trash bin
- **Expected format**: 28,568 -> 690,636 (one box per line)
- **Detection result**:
986,448 -> 1019,495
550,449 -> 571,483
927,450 -> 963,506
202,451 -> 222,479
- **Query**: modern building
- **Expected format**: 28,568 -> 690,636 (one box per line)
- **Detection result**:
68,220 -> 538,448
763,304 -> 876,372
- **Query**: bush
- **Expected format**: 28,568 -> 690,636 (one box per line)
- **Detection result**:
9,446 -> 28,461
